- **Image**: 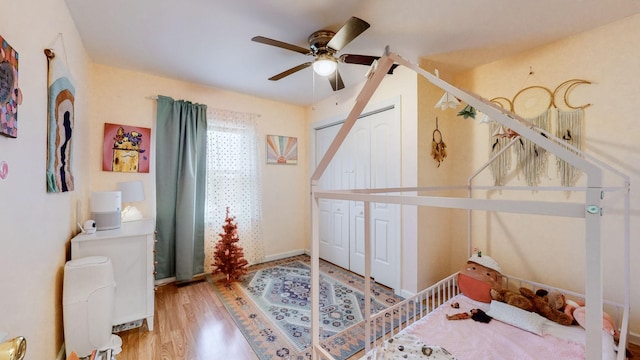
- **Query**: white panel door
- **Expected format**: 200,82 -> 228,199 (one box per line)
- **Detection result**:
348,117 -> 371,276
349,108 -> 401,289
368,112 -> 401,288
315,124 -> 350,269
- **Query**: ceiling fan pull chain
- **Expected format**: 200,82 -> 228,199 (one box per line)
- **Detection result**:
312,69 -> 316,110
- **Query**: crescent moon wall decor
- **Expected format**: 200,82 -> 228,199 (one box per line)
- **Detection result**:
552,79 -> 592,110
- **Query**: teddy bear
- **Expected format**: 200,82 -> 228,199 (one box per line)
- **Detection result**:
490,287 -> 574,326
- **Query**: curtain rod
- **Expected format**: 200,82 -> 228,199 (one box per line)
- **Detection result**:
146,96 -> 260,117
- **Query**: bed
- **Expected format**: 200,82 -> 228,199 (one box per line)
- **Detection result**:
360,273 -> 623,360
309,49 -> 631,360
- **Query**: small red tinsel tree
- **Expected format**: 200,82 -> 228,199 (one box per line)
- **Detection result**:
212,207 -> 249,284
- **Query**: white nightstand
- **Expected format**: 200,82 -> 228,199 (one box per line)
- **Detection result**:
71,218 -> 156,331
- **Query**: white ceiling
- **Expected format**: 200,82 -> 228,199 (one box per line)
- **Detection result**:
64,0 -> 640,106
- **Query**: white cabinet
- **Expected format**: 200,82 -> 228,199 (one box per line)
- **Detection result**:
71,218 -> 156,331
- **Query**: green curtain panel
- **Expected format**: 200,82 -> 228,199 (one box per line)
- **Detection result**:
155,95 -> 207,281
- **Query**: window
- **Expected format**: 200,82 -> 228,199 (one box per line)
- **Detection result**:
204,110 -> 264,270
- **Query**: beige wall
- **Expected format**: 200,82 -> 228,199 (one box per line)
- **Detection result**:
0,0 -> 92,358
434,14 -> 640,335
89,64 -> 310,262
416,60 -> 468,289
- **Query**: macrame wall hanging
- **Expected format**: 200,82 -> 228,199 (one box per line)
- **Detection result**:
516,110 -> 551,186
510,85 -> 554,186
431,117 -> 447,167
487,77 -> 590,186
489,120 -> 514,186
556,108 -> 584,186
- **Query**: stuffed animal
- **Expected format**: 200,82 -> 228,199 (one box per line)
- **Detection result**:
490,287 -> 574,326
535,289 -> 566,312
458,252 -> 503,303
564,299 -> 620,340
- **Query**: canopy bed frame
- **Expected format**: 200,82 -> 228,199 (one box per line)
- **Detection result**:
309,48 -> 630,360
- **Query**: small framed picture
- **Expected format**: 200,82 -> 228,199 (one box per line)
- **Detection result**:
266,135 -> 297,164
102,123 -> 151,173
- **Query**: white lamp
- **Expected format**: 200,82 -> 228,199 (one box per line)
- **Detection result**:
313,54 -> 337,76
116,180 -> 145,222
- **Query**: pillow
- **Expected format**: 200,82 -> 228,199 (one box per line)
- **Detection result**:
486,300 -> 546,336
458,273 -> 493,303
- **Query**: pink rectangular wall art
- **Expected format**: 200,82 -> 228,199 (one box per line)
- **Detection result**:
102,123 -> 151,173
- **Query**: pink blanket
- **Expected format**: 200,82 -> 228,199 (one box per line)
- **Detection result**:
404,295 -> 585,360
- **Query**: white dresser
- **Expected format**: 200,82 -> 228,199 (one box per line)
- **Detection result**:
71,218 -> 156,331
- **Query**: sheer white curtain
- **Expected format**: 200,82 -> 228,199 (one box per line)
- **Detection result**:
204,109 -> 264,272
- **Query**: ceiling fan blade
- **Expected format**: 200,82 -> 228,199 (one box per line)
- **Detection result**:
268,62 -> 312,81
328,69 -> 345,91
252,36 -> 311,55
326,17 -> 370,51
341,54 -> 378,65
340,54 -> 399,74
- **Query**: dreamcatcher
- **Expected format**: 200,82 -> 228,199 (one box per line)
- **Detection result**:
431,117 -> 447,167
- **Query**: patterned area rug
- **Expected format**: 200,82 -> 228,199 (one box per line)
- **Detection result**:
208,255 -> 403,360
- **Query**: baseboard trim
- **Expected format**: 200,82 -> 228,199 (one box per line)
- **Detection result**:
398,289 -> 416,299
155,276 -> 176,287
628,331 -> 640,345
262,249 -> 307,263
154,251 -> 308,287
57,343 -> 65,360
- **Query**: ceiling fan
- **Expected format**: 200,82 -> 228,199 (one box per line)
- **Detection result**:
252,16 -> 398,91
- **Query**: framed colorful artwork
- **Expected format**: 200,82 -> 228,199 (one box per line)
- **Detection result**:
266,135 -> 298,164
102,123 -> 151,173
0,34 -> 22,138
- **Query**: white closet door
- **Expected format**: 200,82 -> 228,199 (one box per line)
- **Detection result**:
316,125 -> 350,269
349,108 -> 401,289
348,117 -> 371,275
368,112 -> 401,287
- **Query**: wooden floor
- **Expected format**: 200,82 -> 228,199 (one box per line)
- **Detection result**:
116,278 -> 258,360
116,278 -> 640,359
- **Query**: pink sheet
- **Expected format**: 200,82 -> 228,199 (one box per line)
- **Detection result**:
404,295 -> 585,360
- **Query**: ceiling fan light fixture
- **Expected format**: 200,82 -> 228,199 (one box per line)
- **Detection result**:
313,54 -> 337,76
